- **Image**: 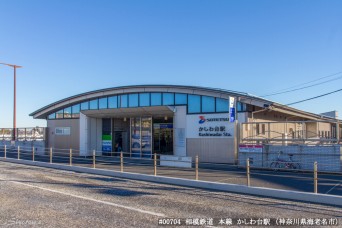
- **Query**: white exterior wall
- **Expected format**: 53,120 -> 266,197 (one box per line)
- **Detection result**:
80,113 -> 102,156
173,106 -> 187,156
90,118 -> 102,153
185,113 -> 236,163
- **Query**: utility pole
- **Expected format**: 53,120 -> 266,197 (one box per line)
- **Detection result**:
0,62 -> 23,141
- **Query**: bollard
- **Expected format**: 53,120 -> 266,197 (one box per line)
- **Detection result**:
18,146 -> 20,160
32,146 -> 35,162
247,158 -> 250,187
154,153 -> 157,176
4,145 -> 6,159
195,155 -> 199,180
120,152 -> 123,172
93,150 -> 96,169
314,161 -> 318,193
69,148 -> 72,166
50,147 -> 52,164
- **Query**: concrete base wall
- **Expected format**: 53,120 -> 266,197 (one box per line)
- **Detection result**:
0,141 -> 46,155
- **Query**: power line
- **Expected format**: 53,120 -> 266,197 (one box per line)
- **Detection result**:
262,75 -> 342,97
286,88 -> 342,106
261,71 -> 342,97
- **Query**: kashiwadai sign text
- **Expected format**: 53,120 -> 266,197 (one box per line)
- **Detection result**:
186,114 -> 234,138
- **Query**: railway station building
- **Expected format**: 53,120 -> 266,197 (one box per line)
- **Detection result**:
30,85 -> 341,164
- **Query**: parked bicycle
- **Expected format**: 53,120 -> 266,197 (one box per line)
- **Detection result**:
270,151 -> 301,171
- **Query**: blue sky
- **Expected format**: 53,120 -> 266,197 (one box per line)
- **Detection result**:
0,0 -> 341,127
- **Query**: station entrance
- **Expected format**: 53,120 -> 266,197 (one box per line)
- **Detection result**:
102,117 -> 173,158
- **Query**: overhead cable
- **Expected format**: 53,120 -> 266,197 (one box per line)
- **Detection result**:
261,71 -> 342,97
262,75 -> 342,97
286,88 -> 342,106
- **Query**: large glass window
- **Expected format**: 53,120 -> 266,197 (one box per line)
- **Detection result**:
202,96 -> 215,113
64,107 -> 72,118
72,104 -> 80,118
188,95 -> 201,113
162,93 -> 174,105
46,92 -> 235,120
99,97 -> 108,109
216,98 -> 229,112
81,101 -> 89,110
48,113 -> 56,119
120,95 -> 128,108
175,93 -> 187,105
56,109 -> 64,119
139,93 -> 150,106
108,96 -> 118,108
129,94 -> 139,107
151,93 -> 162,106
237,101 -> 246,112
89,99 -> 98,110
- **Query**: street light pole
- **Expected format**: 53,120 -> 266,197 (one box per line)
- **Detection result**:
13,65 -> 17,140
0,62 -> 23,141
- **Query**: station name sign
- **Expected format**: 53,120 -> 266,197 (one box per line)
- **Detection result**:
187,114 -> 234,138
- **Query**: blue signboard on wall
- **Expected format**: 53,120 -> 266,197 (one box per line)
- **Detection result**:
229,107 -> 235,122
229,97 -> 236,122
102,135 -> 112,152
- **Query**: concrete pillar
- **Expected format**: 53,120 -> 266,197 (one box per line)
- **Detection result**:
79,113 -> 90,156
173,106 -> 187,156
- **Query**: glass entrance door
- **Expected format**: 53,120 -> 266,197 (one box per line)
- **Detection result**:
131,118 -> 141,157
130,117 -> 152,158
141,117 -> 152,158
153,123 -> 173,155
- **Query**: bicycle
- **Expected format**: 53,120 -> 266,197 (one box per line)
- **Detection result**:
270,151 -> 301,171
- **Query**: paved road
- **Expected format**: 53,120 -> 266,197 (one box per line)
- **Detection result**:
0,161 -> 341,227
1,149 -> 342,196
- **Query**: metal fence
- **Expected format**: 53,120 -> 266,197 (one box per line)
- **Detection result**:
240,121 -> 341,145
0,127 -> 46,141
1,144 -> 341,196
239,144 -> 342,172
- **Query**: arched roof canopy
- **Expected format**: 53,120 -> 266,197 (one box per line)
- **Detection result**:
30,85 -> 274,119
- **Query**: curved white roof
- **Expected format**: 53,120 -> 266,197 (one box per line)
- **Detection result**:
30,84 -> 272,119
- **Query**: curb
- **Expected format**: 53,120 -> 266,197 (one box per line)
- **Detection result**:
1,157 -> 342,207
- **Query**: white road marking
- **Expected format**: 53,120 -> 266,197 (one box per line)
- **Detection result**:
325,181 -> 341,194
0,177 -> 165,217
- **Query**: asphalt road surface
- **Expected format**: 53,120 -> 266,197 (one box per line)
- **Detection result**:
0,161 -> 341,227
